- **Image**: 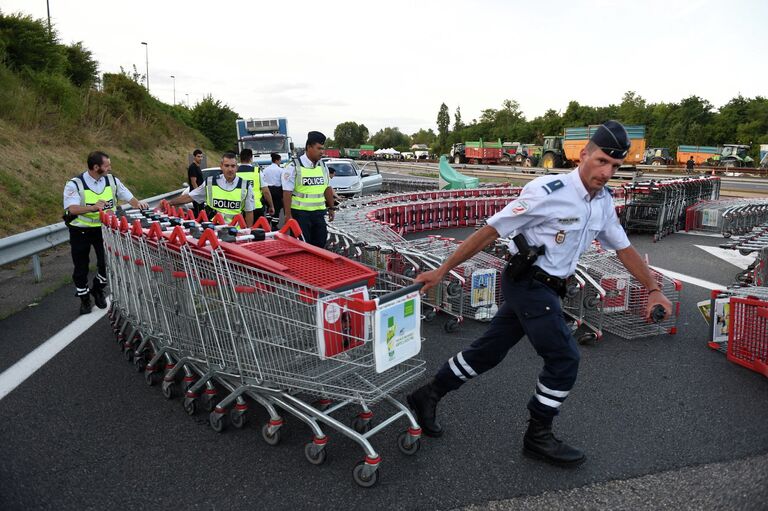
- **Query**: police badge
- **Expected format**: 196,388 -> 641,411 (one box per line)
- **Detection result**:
555,230 -> 566,244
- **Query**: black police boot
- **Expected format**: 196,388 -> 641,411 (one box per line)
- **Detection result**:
79,295 -> 92,315
406,379 -> 445,438
523,417 -> 586,467
91,287 -> 107,309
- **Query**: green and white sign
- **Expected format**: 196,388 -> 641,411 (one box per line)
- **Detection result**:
374,290 -> 421,373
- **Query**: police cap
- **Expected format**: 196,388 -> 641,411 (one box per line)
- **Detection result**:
590,120 -> 631,159
306,131 -> 326,146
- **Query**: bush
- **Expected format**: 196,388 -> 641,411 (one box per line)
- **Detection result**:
25,70 -> 82,122
64,42 -> 98,88
0,12 -> 66,74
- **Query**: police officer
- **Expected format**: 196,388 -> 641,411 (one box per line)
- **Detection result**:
407,121 -> 673,467
169,152 -> 255,227
237,148 -> 274,223
282,131 -> 335,248
262,153 -> 284,228
63,151 -> 148,314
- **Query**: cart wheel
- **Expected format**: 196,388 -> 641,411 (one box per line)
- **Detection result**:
230,409 -> 247,429
209,412 -> 225,433
145,369 -> 162,386
584,296 -> 600,309
739,249 -> 752,256
423,309 -> 437,323
161,381 -> 178,400
352,417 -> 372,434
443,318 -> 460,333
133,355 -> 147,373
261,423 -> 281,445
352,461 -> 380,488
578,333 -> 598,345
723,232 -> 732,239
403,267 -> 417,278
201,392 -> 220,412
304,443 -> 328,465
183,398 -> 197,416
123,348 -> 134,363
446,281 -> 462,298
397,431 -> 421,455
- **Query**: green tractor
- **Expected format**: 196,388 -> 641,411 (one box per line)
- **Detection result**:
539,136 -> 565,169
642,148 -> 674,166
709,144 -> 754,168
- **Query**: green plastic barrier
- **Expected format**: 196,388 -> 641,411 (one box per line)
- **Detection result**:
438,155 -> 479,190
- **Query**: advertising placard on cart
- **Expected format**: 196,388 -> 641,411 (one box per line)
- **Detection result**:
374,290 -> 421,373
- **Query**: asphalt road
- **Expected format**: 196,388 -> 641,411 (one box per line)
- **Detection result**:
1,232 -> 767,510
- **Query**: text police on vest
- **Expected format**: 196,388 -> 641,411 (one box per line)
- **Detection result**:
88,199 -> 114,210
212,198 -> 242,210
301,176 -> 326,186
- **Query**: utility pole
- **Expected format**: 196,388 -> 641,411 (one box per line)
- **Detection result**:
46,0 -> 52,37
186,93 -> 190,107
140,42 -> 149,93
170,75 -> 176,105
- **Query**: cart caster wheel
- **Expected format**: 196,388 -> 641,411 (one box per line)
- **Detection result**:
352,417 -> 372,434
446,281 -> 462,298
314,399 -> 332,411
352,461 -> 380,488
261,423 -> 281,445
144,369 -> 161,386
403,267 -> 417,278
161,381 -> 178,400
739,249 -> 752,256
578,333 -> 598,345
230,409 -> 247,429
123,348 -> 134,362
201,393 -> 219,412
443,318 -> 460,333
723,232 -> 732,239
209,412 -> 225,433
133,356 -> 147,373
397,431 -> 421,455
183,398 -> 197,416
423,309 -> 437,323
584,296 -> 600,309
304,443 -> 328,465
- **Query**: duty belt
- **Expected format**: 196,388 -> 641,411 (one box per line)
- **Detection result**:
508,264 -> 571,297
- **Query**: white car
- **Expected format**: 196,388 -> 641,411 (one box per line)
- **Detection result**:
182,167 -> 221,195
321,158 -> 383,198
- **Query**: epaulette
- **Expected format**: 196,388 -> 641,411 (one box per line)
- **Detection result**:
541,179 -> 565,195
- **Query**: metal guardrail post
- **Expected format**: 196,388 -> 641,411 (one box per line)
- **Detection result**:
31,254 -> 42,283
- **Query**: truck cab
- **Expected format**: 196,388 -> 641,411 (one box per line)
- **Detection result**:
236,118 -> 293,167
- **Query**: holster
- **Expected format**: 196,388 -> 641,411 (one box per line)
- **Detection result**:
504,234 -> 545,282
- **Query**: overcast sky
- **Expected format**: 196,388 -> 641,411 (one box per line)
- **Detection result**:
4,0 -> 766,144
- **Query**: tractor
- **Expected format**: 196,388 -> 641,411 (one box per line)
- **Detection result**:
539,136 -> 566,169
642,148 -> 674,166
708,144 -> 754,168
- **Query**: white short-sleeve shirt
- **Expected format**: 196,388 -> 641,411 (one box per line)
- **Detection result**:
486,168 -> 630,278
63,172 -> 134,210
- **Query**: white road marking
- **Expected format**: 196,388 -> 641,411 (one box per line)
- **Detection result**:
0,298 -> 110,401
676,231 -> 728,239
650,267 -> 725,291
695,245 -> 756,270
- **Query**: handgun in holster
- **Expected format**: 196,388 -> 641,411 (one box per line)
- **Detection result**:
504,234 -> 545,281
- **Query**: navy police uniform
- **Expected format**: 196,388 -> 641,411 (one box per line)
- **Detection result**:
408,120 -> 634,466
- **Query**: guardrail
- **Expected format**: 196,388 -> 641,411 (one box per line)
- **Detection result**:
0,188 -> 184,282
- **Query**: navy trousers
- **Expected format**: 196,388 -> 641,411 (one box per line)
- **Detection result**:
291,208 -> 328,248
434,271 -> 580,422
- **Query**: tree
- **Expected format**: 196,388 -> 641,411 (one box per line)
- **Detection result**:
453,106 -> 464,132
64,41 -> 98,88
191,94 -> 239,151
370,127 -> 410,149
436,102 -> 450,151
0,12 -> 66,74
410,128 -> 436,146
333,121 -> 369,148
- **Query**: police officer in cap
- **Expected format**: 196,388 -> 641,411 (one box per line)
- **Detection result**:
63,151 -> 148,314
282,131 -> 335,247
407,120 -> 673,467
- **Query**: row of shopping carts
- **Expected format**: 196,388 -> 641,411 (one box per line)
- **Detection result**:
622,176 -> 721,241
103,206 -> 431,487
685,199 -> 768,238
705,285 -> 768,378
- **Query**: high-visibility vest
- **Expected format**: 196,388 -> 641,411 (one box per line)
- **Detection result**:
68,173 -> 117,228
205,176 -> 248,223
291,159 -> 328,211
237,163 -> 263,208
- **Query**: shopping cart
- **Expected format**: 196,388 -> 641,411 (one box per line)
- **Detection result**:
102,211 -> 429,487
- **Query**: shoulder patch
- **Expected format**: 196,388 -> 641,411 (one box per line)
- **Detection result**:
541,179 -> 565,195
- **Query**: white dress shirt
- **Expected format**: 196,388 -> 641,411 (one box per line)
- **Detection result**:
63,172 -> 134,210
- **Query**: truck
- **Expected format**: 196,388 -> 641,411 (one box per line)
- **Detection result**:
642,148 -> 674,166
450,139 -> 503,165
359,144 -> 375,159
537,125 -> 646,169
677,144 -> 754,168
236,117 -> 293,167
